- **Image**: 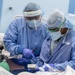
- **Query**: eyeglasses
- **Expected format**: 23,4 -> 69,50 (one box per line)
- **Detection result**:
48,28 -> 60,32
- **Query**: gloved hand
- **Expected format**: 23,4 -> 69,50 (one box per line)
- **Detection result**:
23,49 -> 34,59
36,59 -> 44,67
17,47 -> 34,59
43,64 -> 53,71
39,63 -> 59,72
11,58 -> 31,66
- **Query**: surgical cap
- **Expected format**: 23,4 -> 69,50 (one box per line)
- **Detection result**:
47,10 -> 73,29
23,2 -> 42,17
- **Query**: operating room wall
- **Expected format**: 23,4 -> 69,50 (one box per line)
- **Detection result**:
0,0 -> 69,33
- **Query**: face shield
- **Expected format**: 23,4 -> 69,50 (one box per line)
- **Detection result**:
23,10 -> 42,17
23,10 -> 42,30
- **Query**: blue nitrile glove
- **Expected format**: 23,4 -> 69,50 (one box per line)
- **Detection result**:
36,59 -> 44,67
17,47 -> 34,59
23,49 -> 34,59
11,58 -> 31,66
40,63 -> 59,72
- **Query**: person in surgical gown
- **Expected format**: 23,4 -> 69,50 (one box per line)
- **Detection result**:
37,10 -> 75,72
3,2 -> 50,74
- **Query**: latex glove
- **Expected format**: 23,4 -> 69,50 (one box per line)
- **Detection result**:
23,49 -> 34,59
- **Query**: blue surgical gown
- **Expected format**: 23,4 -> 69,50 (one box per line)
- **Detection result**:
3,17 -> 50,57
40,29 -> 75,71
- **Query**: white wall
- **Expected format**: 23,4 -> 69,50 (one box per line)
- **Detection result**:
0,0 -> 69,32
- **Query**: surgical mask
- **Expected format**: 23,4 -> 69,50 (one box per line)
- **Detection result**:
50,31 -> 61,41
26,20 -> 41,30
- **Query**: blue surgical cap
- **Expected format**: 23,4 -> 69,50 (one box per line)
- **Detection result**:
63,19 -> 73,29
23,2 -> 41,12
47,10 -> 73,29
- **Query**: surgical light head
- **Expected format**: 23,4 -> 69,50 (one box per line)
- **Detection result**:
23,2 -> 42,17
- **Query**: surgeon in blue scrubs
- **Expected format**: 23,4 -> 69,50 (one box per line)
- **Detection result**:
3,2 -> 50,74
36,10 -> 75,72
